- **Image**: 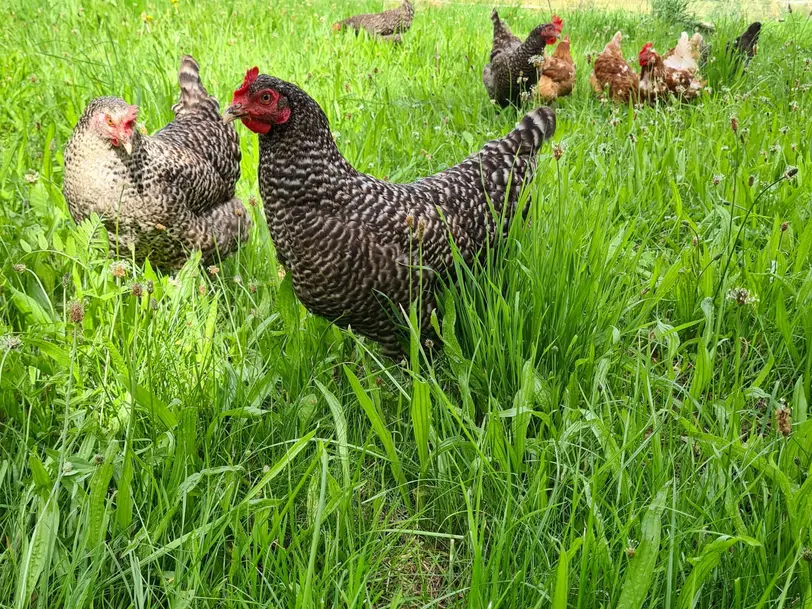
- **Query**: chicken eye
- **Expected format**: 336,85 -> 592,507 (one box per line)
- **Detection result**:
106,116 -> 114,126
260,93 -> 272,104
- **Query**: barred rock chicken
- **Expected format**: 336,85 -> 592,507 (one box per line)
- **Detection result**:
589,31 -> 640,103
63,56 -> 249,270
727,22 -> 761,72
534,25 -> 576,103
224,69 -> 556,354
482,10 -> 559,107
332,0 -> 414,43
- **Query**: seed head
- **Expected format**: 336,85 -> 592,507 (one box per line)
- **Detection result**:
802,548 -> 812,562
207,265 -> 219,276
784,166 -> 798,180
730,115 -> 739,133
0,335 -> 22,351
13,263 -> 26,273
781,221 -> 789,232
248,195 -> 258,207
712,174 -> 723,186
405,214 -> 414,229
93,453 -> 104,465
109,261 -> 127,279
24,170 -> 39,184
145,279 -> 154,294
776,405 -> 792,437
198,284 -> 207,296
248,282 -> 257,294
748,175 -> 755,187
68,300 -> 84,323
552,144 -> 564,161
233,274 -> 243,285
727,287 -> 757,306
131,283 -> 143,299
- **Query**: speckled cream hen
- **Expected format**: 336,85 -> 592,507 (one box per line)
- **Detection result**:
63,55 -> 250,270
224,69 -> 556,355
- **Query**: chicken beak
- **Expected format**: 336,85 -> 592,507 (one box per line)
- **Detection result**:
223,104 -> 244,124
123,139 -> 133,155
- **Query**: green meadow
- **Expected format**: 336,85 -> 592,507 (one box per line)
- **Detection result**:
1,0 -> 811,607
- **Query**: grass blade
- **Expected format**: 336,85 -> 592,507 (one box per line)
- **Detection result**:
616,483 -> 669,609
344,365 -> 411,510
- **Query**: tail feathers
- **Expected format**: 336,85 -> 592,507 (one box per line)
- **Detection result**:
513,107 -> 556,153
173,55 -> 218,115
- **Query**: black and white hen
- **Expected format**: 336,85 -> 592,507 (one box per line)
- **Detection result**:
224,69 -> 555,354
482,11 -> 559,107
63,55 -> 250,269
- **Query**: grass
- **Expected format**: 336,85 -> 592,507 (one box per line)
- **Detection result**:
1,0 -> 811,607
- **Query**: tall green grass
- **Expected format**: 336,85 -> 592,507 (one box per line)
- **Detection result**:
1,0 -> 811,607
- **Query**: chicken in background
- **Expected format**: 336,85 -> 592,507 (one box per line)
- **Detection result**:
727,22 -> 761,72
63,56 -> 249,270
661,32 -> 705,99
483,10 -> 559,107
689,32 -> 711,67
533,16 -> 576,103
589,31 -> 640,103
332,0 -> 414,43
638,43 -> 669,102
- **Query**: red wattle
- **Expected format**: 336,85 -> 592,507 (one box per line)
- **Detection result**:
241,118 -> 272,135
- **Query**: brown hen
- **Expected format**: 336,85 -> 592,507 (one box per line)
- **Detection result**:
534,21 -> 576,104
589,31 -> 639,103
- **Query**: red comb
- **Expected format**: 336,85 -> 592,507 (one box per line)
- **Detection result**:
125,105 -> 138,121
235,67 -> 259,96
641,42 -> 654,52
552,15 -> 564,33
